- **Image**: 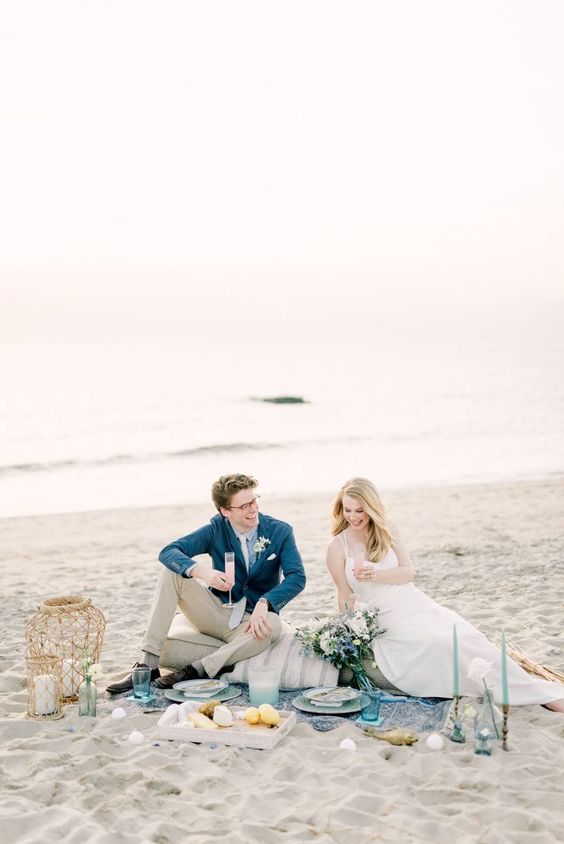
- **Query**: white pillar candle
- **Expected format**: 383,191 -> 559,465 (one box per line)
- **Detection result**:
34,674 -> 57,716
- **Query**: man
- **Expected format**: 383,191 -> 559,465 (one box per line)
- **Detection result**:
106,473 -> 306,693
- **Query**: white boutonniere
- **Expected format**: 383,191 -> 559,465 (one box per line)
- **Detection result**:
253,536 -> 271,556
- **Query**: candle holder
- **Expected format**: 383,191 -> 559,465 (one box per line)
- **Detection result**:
449,719 -> 466,744
26,653 -> 64,720
502,704 -> 509,751
26,595 -> 106,703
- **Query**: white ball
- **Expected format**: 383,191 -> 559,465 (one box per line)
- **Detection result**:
339,738 -> 357,751
128,730 -> 144,744
426,733 -> 444,751
111,707 -> 127,720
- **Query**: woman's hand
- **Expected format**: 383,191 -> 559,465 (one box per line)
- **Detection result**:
354,566 -> 380,582
356,563 -> 415,585
343,593 -> 357,612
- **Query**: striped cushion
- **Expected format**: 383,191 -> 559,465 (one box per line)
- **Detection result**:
221,631 -> 339,690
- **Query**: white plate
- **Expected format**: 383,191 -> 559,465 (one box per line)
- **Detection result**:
172,678 -> 228,697
164,686 -> 241,705
303,686 -> 362,707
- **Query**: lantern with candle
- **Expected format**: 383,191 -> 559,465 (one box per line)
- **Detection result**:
26,653 -> 64,720
25,595 -> 106,703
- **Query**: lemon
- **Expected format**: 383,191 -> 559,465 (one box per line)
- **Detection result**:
244,707 -> 260,725
258,703 -> 281,726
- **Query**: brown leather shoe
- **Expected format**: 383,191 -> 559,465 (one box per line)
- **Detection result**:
105,662 -> 160,694
154,664 -> 201,689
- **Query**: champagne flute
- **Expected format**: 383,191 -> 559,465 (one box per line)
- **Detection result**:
353,544 -> 365,579
224,552 -> 235,607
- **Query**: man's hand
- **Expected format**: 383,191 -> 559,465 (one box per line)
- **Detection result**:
244,600 -> 272,640
190,563 -> 231,591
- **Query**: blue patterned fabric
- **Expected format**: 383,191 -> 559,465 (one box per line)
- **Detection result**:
107,686 -> 452,733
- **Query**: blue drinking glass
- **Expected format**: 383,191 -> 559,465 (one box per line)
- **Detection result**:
132,667 -> 152,700
361,690 -> 382,721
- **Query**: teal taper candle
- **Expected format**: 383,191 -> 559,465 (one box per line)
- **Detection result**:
452,624 -> 459,697
501,630 -> 509,706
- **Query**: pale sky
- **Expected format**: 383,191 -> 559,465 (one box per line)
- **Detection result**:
1,0 -> 563,342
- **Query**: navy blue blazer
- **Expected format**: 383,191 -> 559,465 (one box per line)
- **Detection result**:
158,512 -> 306,614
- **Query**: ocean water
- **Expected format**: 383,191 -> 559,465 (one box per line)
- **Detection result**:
1,331 -> 563,518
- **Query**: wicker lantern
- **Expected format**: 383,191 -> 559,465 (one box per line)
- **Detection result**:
26,653 -> 64,720
25,595 -> 106,703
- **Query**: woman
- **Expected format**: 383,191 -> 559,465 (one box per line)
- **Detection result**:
326,477 -> 564,710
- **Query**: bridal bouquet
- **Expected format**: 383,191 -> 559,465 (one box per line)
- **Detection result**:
296,607 -> 386,690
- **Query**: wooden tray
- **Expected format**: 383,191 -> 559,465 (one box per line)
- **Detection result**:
158,704 -> 296,749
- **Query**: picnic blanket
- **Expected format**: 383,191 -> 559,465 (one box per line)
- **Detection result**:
106,685 -> 452,733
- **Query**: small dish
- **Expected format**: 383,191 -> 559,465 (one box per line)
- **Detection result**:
303,686 -> 361,707
292,693 -> 369,716
125,694 -> 156,704
164,686 -> 241,705
172,678 -> 228,698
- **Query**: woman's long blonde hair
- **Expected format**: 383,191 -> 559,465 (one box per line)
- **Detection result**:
332,477 -> 393,563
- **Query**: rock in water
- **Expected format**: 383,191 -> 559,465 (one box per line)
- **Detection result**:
252,395 -> 308,404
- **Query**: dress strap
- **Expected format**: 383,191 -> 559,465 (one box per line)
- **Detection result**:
338,532 -> 348,554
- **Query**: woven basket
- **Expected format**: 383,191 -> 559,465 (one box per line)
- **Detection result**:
25,595 -> 106,703
26,653 -> 64,720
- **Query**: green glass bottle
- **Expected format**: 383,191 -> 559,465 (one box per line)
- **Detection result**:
78,675 -> 97,717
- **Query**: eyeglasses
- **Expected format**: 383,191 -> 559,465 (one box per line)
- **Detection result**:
228,496 -> 260,512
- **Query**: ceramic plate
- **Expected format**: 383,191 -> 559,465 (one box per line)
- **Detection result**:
303,686 -> 362,707
164,685 -> 242,705
292,693 -> 370,716
172,678 -> 228,697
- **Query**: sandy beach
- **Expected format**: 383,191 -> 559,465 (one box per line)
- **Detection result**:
1,477 -> 564,844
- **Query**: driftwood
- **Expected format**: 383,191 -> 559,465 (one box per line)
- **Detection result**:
507,641 -> 564,686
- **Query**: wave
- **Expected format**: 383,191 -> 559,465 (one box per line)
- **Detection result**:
0,441 -> 285,476
0,435 -> 383,476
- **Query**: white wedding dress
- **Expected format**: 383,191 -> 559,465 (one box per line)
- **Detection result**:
340,534 -> 564,705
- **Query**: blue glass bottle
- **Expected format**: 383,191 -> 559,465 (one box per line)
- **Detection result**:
474,727 -> 492,756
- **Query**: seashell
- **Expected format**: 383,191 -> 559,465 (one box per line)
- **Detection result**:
111,707 -> 127,719
425,733 -> 444,750
212,705 -> 234,727
363,727 -> 419,746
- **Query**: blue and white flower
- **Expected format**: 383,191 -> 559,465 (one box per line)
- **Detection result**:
296,607 -> 386,684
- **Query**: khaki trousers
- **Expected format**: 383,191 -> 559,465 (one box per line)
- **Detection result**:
142,568 -> 282,678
